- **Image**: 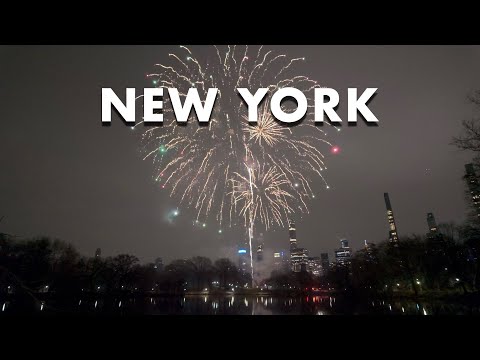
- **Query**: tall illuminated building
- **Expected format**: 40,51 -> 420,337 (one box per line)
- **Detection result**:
335,239 -> 351,266
257,232 -> 264,262
238,247 -> 249,275
384,193 -> 399,243
465,164 -> 480,218
289,221 -> 297,251
307,257 -> 322,276
291,248 -> 309,272
273,250 -> 289,272
288,220 -> 308,272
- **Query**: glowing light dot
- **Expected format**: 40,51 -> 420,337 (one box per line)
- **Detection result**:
202,223 -> 206,228
173,210 -> 179,216
294,183 -> 299,188
312,195 -> 316,199
131,127 -> 135,130
326,185 -> 330,189
331,146 -> 340,154
218,229 -> 222,234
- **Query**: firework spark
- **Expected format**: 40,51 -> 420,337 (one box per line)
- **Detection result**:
230,161 -> 296,230
138,45 -> 338,230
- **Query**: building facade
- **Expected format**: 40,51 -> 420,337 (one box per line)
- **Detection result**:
335,239 -> 351,266
384,193 -> 399,243
307,257 -> 322,276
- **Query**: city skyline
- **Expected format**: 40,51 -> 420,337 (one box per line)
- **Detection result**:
1,45 -> 480,263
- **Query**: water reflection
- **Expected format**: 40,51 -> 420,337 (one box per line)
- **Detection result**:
0,295 -> 479,315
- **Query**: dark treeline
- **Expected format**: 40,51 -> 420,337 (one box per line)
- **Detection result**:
0,236 -> 251,297
321,221 -> 480,299
2,219 -> 480,299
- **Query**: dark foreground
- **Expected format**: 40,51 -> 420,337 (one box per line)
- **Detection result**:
2,294 -> 480,315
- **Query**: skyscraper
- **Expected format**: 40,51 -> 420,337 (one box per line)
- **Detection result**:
95,248 -> 101,258
307,257 -> 322,276
291,248 -> 309,272
465,163 -> 480,218
384,193 -> 399,243
273,251 -> 289,272
289,221 -> 297,251
335,239 -> 351,266
238,247 -> 249,275
427,212 -> 437,233
257,232 -> 264,262
288,220 -> 308,272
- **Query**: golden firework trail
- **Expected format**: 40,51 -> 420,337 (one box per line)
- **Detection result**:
138,45 -> 339,230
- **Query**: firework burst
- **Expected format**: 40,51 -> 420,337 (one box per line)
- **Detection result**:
138,45 -> 339,230
230,161 -> 296,230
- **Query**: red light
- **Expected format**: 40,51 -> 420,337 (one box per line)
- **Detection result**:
331,146 -> 340,154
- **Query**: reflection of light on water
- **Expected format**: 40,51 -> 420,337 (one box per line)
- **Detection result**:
119,301 -> 122,308
402,307 -> 405,313
416,304 -> 419,310
371,301 -> 374,307
423,308 -> 427,315
264,299 -> 267,306
317,311 -> 324,315
204,296 -> 207,303
94,300 -> 98,309
40,302 -> 44,311
78,300 -> 82,306
2,303 -> 6,312
231,296 -> 234,305
389,304 -> 392,311
244,298 -> 249,307
329,297 -> 332,308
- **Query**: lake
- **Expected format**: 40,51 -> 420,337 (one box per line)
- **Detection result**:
2,295 -> 479,315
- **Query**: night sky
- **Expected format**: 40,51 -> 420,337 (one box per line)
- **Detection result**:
1,45 -> 479,263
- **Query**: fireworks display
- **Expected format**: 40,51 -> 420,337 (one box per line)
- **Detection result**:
138,45 -> 339,231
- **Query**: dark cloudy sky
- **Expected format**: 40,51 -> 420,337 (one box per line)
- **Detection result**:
1,45 -> 479,263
